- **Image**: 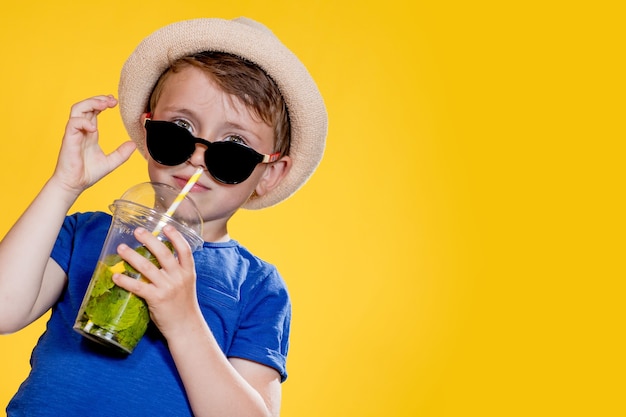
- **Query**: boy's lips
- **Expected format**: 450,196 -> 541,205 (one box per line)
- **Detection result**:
173,175 -> 209,192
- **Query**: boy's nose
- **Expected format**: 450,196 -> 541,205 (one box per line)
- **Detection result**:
188,144 -> 208,168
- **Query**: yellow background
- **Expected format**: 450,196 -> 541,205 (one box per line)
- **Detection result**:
1,1 -> 624,416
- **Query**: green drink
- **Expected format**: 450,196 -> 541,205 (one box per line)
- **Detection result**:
75,244 -> 171,353
74,182 -> 203,354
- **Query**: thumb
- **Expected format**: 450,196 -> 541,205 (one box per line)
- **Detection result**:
108,141 -> 137,169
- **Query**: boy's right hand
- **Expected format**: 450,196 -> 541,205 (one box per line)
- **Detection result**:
52,95 -> 136,195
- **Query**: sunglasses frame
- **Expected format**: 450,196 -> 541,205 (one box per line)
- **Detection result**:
144,118 -> 281,184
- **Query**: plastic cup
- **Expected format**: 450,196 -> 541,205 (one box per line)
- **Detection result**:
73,182 -> 204,353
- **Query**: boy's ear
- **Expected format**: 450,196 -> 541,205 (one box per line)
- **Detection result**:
138,112 -> 152,157
254,155 -> 292,198
141,112 -> 152,127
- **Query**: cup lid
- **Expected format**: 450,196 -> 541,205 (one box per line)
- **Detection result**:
112,182 -> 204,249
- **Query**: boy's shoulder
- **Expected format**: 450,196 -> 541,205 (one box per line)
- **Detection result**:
194,240 -> 288,295
58,211 -> 111,241
197,240 -> 277,274
64,210 -> 111,227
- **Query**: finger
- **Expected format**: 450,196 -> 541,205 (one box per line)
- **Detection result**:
134,228 -> 177,262
64,117 -> 97,138
69,95 -> 117,119
112,271 -> 150,299
130,228 -> 179,282
116,242 -> 161,284
105,140 -> 137,170
162,225 -> 194,270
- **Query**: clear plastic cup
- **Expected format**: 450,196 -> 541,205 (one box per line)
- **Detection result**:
73,182 -> 204,353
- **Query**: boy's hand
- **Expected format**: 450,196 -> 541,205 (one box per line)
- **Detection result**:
112,225 -> 202,340
53,95 -> 136,194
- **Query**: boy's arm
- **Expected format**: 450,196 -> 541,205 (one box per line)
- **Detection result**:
0,178 -> 81,333
168,320 -> 282,417
114,226 -> 283,417
0,95 -> 135,334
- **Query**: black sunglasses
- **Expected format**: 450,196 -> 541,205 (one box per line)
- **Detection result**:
144,119 -> 280,184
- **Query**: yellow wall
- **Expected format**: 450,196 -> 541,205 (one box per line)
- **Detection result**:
1,1 -> 623,416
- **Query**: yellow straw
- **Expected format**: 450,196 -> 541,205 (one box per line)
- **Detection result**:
152,167 -> 204,236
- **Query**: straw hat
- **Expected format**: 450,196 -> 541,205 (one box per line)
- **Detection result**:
118,17 -> 327,209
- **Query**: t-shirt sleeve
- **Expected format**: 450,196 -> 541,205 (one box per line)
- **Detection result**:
228,268 -> 291,382
50,214 -> 80,273
50,212 -> 109,274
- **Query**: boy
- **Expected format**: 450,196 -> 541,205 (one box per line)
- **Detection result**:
0,17 -> 326,416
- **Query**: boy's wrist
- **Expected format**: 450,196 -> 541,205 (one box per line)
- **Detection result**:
161,306 -> 211,345
44,175 -> 83,206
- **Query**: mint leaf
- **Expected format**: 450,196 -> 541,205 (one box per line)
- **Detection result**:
88,262 -> 115,298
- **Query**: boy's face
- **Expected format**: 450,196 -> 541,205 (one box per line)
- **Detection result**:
143,65 -> 285,240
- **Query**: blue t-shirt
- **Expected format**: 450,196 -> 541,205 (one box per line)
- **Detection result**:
7,212 -> 291,416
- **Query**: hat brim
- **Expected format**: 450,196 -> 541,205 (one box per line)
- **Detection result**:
118,17 -> 327,209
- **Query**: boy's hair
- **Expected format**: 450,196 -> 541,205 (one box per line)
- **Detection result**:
147,51 -> 291,157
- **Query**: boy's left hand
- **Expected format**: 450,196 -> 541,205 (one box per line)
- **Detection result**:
112,225 -> 201,339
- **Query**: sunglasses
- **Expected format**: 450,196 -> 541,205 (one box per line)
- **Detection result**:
144,119 -> 280,184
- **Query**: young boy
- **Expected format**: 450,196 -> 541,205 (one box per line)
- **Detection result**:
0,17 -> 326,416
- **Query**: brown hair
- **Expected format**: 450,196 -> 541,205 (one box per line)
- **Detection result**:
147,51 -> 291,156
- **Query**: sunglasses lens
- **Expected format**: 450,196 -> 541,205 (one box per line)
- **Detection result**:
206,142 -> 262,184
146,121 -> 195,166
